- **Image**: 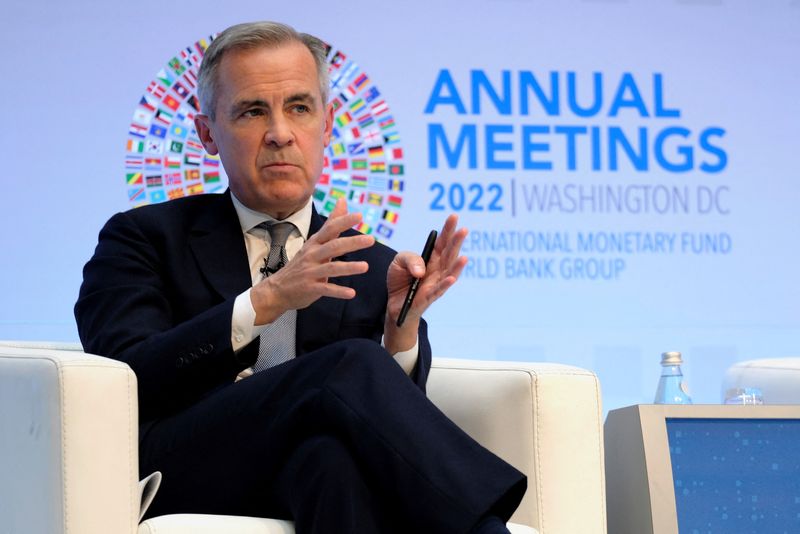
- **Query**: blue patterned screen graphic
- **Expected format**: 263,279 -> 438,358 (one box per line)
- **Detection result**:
666,418 -> 800,533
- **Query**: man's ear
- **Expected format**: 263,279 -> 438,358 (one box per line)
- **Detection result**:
194,114 -> 219,155
322,102 -> 334,148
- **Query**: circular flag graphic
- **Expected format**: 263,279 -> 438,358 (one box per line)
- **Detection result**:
123,35 -> 405,243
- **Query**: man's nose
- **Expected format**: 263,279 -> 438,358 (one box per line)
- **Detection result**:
264,113 -> 294,147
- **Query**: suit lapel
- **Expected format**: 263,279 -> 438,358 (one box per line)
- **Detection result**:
188,191 -> 252,300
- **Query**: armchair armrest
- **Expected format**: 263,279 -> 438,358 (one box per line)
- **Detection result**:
428,359 -> 607,534
0,342 -> 141,534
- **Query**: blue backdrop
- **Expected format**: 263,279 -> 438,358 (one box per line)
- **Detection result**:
2,0 -> 799,413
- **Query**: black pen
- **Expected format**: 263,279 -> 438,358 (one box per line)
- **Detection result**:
396,230 -> 438,327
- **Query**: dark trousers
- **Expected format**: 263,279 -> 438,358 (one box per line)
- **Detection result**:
140,339 -> 526,533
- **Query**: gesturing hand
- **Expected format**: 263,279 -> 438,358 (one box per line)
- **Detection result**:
383,214 -> 468,354
250,199 -> 375,325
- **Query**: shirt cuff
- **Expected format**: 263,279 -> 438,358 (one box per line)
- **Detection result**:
231,288 -> 268,352
382,336 -> 419,376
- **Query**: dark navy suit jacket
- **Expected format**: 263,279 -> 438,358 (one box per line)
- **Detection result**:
75,190 -> 431,425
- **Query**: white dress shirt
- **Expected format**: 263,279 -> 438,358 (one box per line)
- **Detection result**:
228,193 -> 418,375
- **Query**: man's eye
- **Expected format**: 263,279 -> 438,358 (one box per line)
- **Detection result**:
292,104 -> 310,113
242,109 -> 264,117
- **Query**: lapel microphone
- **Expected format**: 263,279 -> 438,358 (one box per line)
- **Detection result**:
259,257 -> 285,278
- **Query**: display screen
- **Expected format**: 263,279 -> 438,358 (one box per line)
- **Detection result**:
666,418 -> 800,533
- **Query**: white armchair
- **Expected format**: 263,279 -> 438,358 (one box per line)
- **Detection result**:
0,341 -> 606,534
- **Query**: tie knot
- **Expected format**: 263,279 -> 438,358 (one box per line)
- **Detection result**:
262,221 -> 295,248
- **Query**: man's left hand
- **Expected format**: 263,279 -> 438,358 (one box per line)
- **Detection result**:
383,214 -> 468,354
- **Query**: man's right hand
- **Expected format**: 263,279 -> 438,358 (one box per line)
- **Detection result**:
250,199 -> 375,325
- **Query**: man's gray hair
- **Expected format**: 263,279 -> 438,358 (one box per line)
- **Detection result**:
197,21 -> 329,120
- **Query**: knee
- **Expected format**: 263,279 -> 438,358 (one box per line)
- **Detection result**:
292,435 -> 360,486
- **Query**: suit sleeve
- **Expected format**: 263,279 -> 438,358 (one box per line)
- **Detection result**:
75,211 -> 257,423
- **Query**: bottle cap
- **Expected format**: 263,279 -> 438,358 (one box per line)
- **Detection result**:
660,351 -> 683,365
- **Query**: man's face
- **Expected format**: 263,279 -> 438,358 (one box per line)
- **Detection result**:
195,42 -> 333,219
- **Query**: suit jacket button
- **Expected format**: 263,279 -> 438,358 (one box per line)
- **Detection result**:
176,356 -> 186,368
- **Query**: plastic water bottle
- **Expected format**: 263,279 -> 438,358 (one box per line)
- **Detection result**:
654,351 -> 692,404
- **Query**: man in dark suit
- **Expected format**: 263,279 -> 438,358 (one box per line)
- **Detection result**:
76,21 -> 525,534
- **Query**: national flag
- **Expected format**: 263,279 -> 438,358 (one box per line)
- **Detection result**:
126,172 -> 143,185
389,179 -> 404,191
323,199 -> 336,213
331,97 -> 344,112
370,176 -> 388,190
349,98 -> 365,115
357,114 -> 374,128
331,51 -> 347,67
169,140 -> 184,153
355,222 -> 372,234
332,159 -> 347,170
379,116 -> 396,130
181,70 -> 197,89
133,108 -> 152,126
318,173 -> 330,185
346,126 -> 361,140
352,159 -> 367,170
349,73 -> 369,93
332,176 -> 349,187
331,143 -> 346,156
176,105 -> 195,122
203,155 -> 220,166
348,143 -> 364,155
154,109 -> 173,125
384,131 -> 400,144
351,176 -> 367,188
184,152 -> 202,166
170,123 -> 188,139
146,175 -> 163,187
367,193 -> 383,206
162,94 -> 180,111
144,156 -> 162,169
164,172 -> 182,185
126,139 -> 144,152
376,223 -> 393,239
156,68 -> 175,88
363,86 -> 380,103
185,139 -> 204,152
128,187 -> 145,202
371,100 -> 389,115
382,210 -> 399,224
363,129 -> 382,143
195,37 -> 211,53
368,146 -> 384,159
172,81 -> 190,100
167,188 -> 185,200
348,190 -> 362,202
186,182 -> 204,195
139,95 -> 157,112
389,148 -> 404,160
335,112 -> 352,128
370,161 -> 386,173
168,57 -> 186,76
313,188 -> 326,202
165,156 -> 181,168
387,195 -> 402,208
149,124 -> 167,139
180,47 -> 200,67
149,190 -> 167,203
129,123 -> 147,138
146,140 -> 164,154
125,155 -> 143,169
185,169 -> 200,181
186,95 -> 200,112
146,81 -> 166,99
203,171 -> 220,183
389,164 -> 404,176
330,188 -> 346,199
